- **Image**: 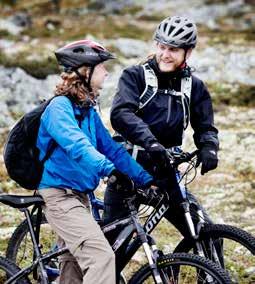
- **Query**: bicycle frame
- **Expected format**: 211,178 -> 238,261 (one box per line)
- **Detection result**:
7,149 -> 216,282
6,196 -> 166,284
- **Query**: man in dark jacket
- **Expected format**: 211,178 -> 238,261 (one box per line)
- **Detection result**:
103,16 -> 219,238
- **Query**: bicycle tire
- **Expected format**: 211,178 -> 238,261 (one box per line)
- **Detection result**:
6,214 -> 52,264
0,256 -> 31,284
174,223 -> 255,283
7,216 -> 128,284
129,252 -> 231,284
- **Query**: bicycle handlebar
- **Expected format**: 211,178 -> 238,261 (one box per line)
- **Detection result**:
167,149 -> 199,167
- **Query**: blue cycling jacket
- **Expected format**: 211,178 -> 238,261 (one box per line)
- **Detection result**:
37,96 -> 152,192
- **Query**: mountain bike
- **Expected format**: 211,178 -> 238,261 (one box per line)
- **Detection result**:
0,190 -> 232,283
5,149 -> 255,283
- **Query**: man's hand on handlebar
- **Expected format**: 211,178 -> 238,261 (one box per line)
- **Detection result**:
146,142 -> 173,178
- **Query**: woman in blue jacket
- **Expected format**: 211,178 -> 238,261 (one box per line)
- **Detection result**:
37,39 -> 153,284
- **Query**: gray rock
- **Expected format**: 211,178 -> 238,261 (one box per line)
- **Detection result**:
0,39 -> 15,49
189,46 -> 255,86
10,12 -> 32,28
112,38 -> 150,58
0,66 -> 59,126
245,266 -> 255,275
0,18 -> 23,35
90,0 -> 138,13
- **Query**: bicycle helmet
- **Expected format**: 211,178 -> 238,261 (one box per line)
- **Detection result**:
154,16 -> 197,49
55,39 -> 115,92
55,39 -> 115,70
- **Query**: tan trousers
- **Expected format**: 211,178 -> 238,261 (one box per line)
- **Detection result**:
39,188 -> 115,284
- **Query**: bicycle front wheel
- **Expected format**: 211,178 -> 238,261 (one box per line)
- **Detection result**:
129,252 -> 231,284
174,224 -> 255,283
0,256 -> 30,284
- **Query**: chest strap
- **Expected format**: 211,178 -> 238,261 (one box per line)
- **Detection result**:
139,63 -> 192,129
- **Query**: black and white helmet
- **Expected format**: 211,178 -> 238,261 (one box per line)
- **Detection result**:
154,16 -> 197,49
55,39 -> 115,70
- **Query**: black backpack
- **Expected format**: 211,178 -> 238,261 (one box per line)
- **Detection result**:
4,96 -> 85,190
3,98 -> 59,190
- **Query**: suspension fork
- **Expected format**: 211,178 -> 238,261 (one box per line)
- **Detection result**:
132,215 -> 164,284
180,202 -> 207,258
175,169 -> 206,258
196,208 -> 222,265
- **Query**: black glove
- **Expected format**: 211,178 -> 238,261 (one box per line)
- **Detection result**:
107,169 -> 134,192
196,145 -> 218,175
147,142 -> 171,177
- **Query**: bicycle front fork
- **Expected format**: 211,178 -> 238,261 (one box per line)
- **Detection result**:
181,202 -> 206,257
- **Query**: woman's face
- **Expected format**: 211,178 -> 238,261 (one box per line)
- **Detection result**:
90,63 -> 108,93
155,42 -> 192,72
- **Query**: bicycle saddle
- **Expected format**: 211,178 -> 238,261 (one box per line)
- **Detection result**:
0,194 -> 44,208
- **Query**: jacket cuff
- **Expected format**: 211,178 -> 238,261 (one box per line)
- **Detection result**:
143,137 -> 158,150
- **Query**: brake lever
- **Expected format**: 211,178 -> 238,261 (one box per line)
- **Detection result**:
136,187 -> 161,201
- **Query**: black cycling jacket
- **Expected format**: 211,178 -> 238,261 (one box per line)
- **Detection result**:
110,57 -> 219,150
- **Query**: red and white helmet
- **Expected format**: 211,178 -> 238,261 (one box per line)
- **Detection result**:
55,39 -> 115,70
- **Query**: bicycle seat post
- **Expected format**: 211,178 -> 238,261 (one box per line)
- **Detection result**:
20,207 -> 49,283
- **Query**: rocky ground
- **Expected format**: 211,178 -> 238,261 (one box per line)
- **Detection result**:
0,0 -> 254,281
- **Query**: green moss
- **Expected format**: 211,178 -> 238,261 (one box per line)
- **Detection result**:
137,14 -> 166,22
0,51 -> 59,79
0,29 -> 11,37
197,20 -> 254,45
207,83 -> 255,107
58,16 -> 150,41
118,5 -> 143,15
87,1 -> 104,10
0,0 -> 16,7
204,0 -> 231,4
0,238 -> 7,255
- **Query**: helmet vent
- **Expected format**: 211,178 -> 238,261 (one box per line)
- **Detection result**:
163,22 -> 168,32
73,47 -> 84,53
168,26 -> 175,35
183,31 -> 193,40
174,28 -> 184,36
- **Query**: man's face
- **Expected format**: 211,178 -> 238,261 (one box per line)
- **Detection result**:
155,42 -> 191,72
90,63 -> 108,94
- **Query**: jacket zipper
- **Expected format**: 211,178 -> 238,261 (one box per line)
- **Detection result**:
166,95 -> 172,123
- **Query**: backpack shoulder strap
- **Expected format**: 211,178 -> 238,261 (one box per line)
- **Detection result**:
180,76 -> 192,129
181,76 -> 192,101
138,63 -> 158,111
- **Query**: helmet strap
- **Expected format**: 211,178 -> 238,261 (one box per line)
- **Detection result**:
87,65 -> 95,92
178,49 -> 188,70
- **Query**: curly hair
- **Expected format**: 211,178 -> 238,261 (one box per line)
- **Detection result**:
54,66 -> 95,105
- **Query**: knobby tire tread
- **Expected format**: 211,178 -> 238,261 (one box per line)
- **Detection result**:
129,252 -> 231,284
